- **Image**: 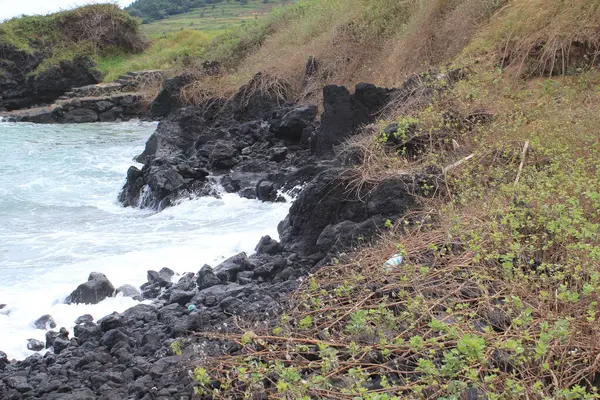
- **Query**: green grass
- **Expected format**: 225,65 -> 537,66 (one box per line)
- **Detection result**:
0,4 -> 146,75
141,0 -> 288,36
98,30 -> 216,81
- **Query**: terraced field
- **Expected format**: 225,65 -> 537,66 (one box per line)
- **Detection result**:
142,0 -> 288,36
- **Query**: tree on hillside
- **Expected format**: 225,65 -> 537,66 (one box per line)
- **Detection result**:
126,0 -> 224,23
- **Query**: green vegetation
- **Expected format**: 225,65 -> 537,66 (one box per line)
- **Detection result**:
126,0 -> 221,23
0,4 -> 147,75
98,30 -> 216,81
97,0 -> 287,82
139,0 -> 286,36
191,69 -> 600,399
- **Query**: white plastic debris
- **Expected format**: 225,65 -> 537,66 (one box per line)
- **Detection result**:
383,254 -> 404,271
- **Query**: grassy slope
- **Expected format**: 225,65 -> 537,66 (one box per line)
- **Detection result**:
141,0 -> 287,36
97,0 -> 287,82
98,30 -> 216,82
170,1 -> 600,399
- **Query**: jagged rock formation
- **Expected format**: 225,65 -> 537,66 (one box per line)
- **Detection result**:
0,69 -> 465,400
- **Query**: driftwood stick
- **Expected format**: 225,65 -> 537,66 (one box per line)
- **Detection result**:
515,140 -> 530,184
443,153 -> 475,174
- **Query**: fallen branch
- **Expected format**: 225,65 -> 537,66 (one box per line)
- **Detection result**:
515,140 -> 530,184
443,153 -> 475,174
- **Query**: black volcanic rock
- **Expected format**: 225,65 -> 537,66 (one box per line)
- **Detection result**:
312,83 -> 396,156
32,314 -> 57,330
271,105 -> 318,140
119,72 -> 320,210
0,49 -> 99,111
65,272 -> 115,305
26,339 -> 44,352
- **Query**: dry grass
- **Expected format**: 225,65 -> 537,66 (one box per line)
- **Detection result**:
467,0 -> 600,77
187,50 -> 600,399
194,203 -> 600,398
136,74 -> 166,110
179,0 -> 501,104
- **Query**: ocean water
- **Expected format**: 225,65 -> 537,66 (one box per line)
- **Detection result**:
0,121 -> 290,360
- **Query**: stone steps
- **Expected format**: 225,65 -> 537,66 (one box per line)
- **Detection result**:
1,70 -> 165,124
61,70 -> 165,100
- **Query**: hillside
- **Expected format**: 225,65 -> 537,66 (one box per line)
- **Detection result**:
140,0 -> 288,36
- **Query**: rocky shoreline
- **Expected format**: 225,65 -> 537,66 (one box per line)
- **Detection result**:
0,70 -> 163,124
0,68 -> 462,399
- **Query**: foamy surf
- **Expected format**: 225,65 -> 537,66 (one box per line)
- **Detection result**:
0,122 -> 291,360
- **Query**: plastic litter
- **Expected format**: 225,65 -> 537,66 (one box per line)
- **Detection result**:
383,254 -> 404,271
187,304 -> 197,312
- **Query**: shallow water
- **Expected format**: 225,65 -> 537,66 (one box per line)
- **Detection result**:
0,121 -> 290,359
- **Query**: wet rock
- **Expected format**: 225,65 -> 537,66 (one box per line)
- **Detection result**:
256,180 -> 277,202
115,284 -> 140,298
52,336 -> 70,355
73,321 -> 101,344
45,331 -> 58,349
117,166 -> 144,207
65,272 -> 115,305
0,351 -> 7,370
26,339 -> 44,352
239,187 -> 257,199
75,314 -> 94,324
32,314 -> 57,330
172,272 -> 196,291
62,108 -> 99,123
0,305 -> 9,316
144,165 -> 187,205
119,73 -> 316,210
147,268 -> 174,288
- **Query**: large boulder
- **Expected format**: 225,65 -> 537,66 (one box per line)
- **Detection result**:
150,74 -> 194,119
196,265 -> 221,291
312,83 -> 396,156
215,253 -> 251,283
115,284 -> 140,298
280,168 -> 419,257
65,272 -> 115,305
271,105 -> 318,141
